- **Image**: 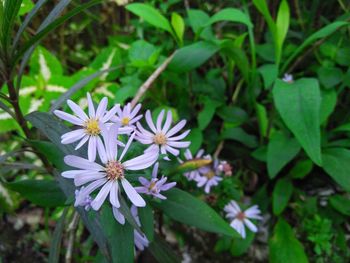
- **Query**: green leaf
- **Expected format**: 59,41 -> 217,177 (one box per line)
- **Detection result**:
138,204 -> 154,242
272,178 -> 293,215
256,103 -> 268,138
169,41 -> 220,72
206,8 -> 253,28
187,128 -> 203,153
151,188 -> 239,237
30,140 -> 66,170
198,98 -> 221,130
149,234 -> 180,263
18,0 -> 34,16
322,148 -> 350,192
258,64 -> 278,89
6,179 -> 66,207
230,231 -> 255,256
282,21 -> 349,72
187,9 -> 213,40
329,195 -> 350,216
290,160 -> 313,179
221,127 -> 258,148
317,66 -> 343,89
171,12 -> 185,45
275,0 -> 290,65
128,40 -> 159,67
252,0 -> 275,36
267,132 -> 301,178
269,219 -> 308,263
126,3 -> 172,33
216,106 -> 248,126
333,123 -> 350,133
1,0 -> 23,51
320,89 -> 337,124
273,78 -> 322,166
100,206 -> 134,263
48,207 -> 68,263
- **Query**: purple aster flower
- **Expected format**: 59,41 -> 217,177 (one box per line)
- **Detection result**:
224,200 -> 262,239
74,187 -> 92,211
195,158 -> 223,194
62,124 -> 159,210
135,162 -> 176,199
54,93 -> 120,161
135,110 -> 190,158
111,103 -> 143,131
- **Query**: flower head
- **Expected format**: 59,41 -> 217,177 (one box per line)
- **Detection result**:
195,158 -> 223,193
54,93 -> 119,161
62,124 -> 159,211
136,110 -> 190,159
217,160 -> 233,176
179,149 -> 210,181
111,103 -> 143,131
135,162 -> 176,199
224,200 -> 262,238
74,187 -> 92,211
282,73 -> 293,83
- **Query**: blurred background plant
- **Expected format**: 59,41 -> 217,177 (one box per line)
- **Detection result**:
0,0 -> 350,262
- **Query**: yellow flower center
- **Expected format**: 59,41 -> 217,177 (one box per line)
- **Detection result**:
85,119 -> 100,136
153,133 -> 167,145
121,117 -> 130,126
204,170 -> 215,179
105,161 -> 124,180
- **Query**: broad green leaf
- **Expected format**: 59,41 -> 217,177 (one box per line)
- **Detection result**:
282,21 -> 349,72
6,179 -> 66,207
273,78 -> 322,166
320,89 -> 337,124
221,127 -> 258,148
126,3 -> 172,33
252,0 -> 275,35
100,206 -> 134,263
187,9 -> 213,40
30,140 -> 66,170
230,231 -> 255,256
216,106 -> 248,126
187,128 -> 203,153
128,40 -> 160,67
317,66 -> 343,89
90,47 -> 121,80
275,0 -> 289,65
198,98 -> 221,130
151,188 -> 239,237
169,41 -> 220,72
269,219 -> 308,263
272,178 -> 293,215
267,132 -> 301,178
18,0 -> 34,16
171,12 -> 185,45
258,64 -> 278,89
329,195 -> 350,216
290,160 -> 313,179
149,234 -> 180,263
138,204 -> 154,242
30,45 -> 63,79
206,8 -> 253,28
322,148 -> 350,192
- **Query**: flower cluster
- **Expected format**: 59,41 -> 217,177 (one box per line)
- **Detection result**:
180,149 -> 233,193
55,94 -> 188,248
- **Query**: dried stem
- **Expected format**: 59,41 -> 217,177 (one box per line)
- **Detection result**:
65,212 -> 80,263
131,52 -> 175,108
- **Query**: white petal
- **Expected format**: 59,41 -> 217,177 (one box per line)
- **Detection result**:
109,181 -> 120,208
75,135 -> 89,150
156,110 -> 165,131
152,162 -> 159,178
87,93 -> 96,118
61,129 -> 85,144
165,145 -> 179,156
136,122 -> 154,137
91,181 -> 113,210
54,110 -> 83,126
166,120 -> 187,138
145,110 -> 157,133
123,151 -> 158,170
67,100 -> 88,121
167,141 -> 191,148
97,136 -> 107,164
61,170 -> 84,178
102,104 -> 120,123
130,103 -> 141,118
88,136 -> 97,162
167,130 -> 191,141
112,206 -> 125,224
162,110 -> 173,133
118,132 -> 135,162
95,97 -> 108,118
64,155 -> 103,171
74,172 -> 105,186
244,218 -> 258,233
121,178 -> 146,207
75,178 -> 106,205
